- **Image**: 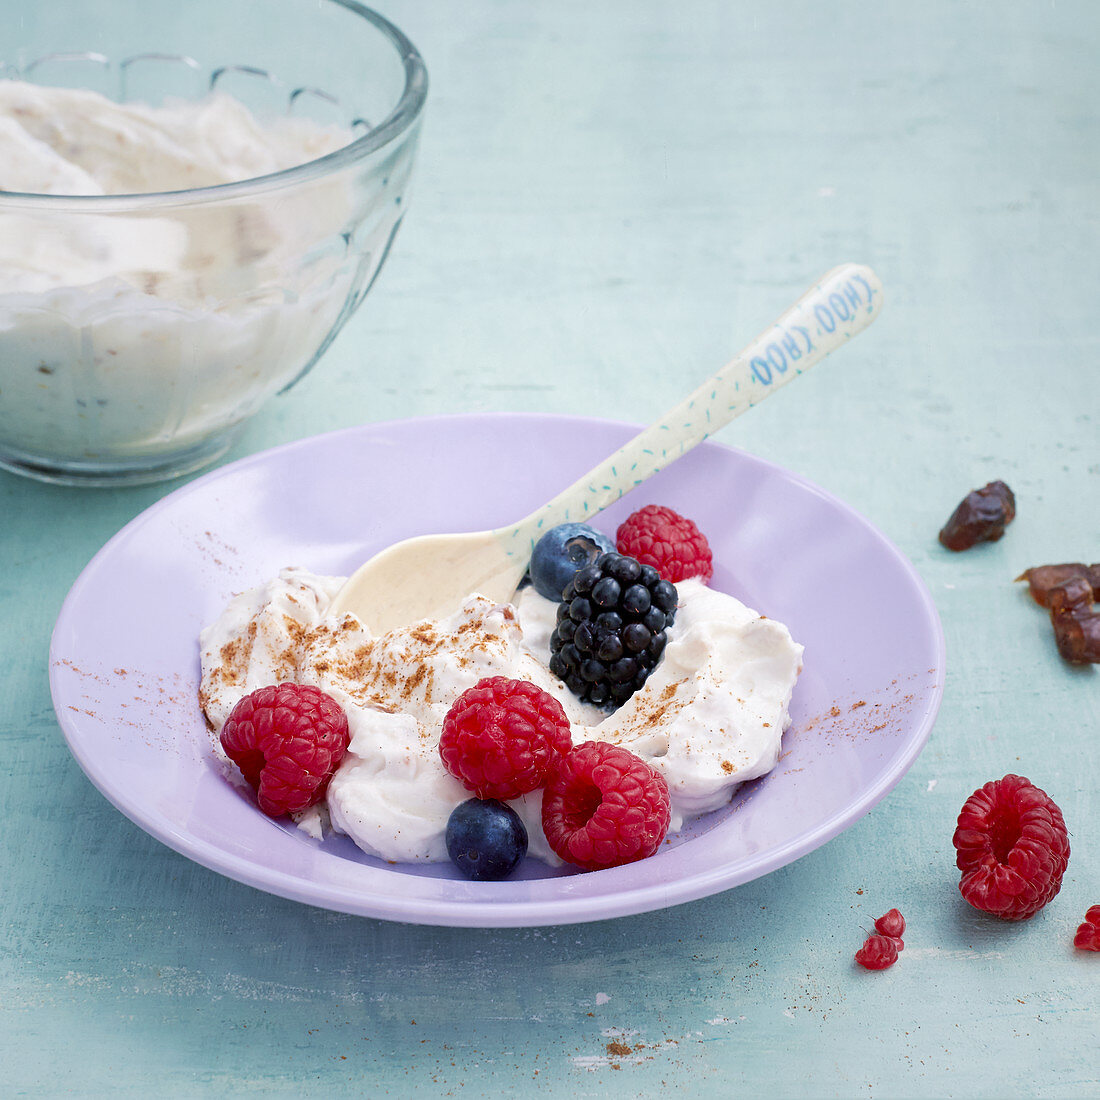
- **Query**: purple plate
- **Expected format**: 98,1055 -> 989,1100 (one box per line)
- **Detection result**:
50,413 -> 944,927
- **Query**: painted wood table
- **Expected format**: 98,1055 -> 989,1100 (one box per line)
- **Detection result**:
2,1 -> 1097,1096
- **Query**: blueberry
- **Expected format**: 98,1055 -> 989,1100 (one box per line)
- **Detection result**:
529,523 -> 616,601
445,798 -> 528,881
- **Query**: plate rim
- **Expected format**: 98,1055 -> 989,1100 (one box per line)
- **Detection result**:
49,411 -> 946,927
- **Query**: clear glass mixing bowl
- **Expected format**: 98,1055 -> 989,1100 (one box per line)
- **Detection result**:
0,0 -> 426,485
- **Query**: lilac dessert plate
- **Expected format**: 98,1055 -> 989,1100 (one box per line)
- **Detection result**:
50,413 -> 945,927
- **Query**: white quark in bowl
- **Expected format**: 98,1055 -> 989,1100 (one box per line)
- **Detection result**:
0,0 -> 426,485
197,568 -> 804,869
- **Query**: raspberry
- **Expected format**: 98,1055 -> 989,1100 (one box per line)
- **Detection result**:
874,908 -> 906,938
616,504 -> 713,583
952,774 -> 1070,921
541,740 -> 671,871
439,677 -> 572,801
855,934 -> 899,970
1074,905 -> 1100,952
220,683 -> 349,818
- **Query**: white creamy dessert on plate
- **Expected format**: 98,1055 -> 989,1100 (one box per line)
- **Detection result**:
199,566 -> 804,866
0,80 -> 356,462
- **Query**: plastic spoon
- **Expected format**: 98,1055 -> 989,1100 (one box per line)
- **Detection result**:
328,263 -> 883,633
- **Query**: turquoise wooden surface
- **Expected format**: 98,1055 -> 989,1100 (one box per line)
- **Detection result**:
3,1 -> 1098,1096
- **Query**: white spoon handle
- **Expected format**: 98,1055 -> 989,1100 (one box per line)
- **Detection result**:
498,263 -> 883,554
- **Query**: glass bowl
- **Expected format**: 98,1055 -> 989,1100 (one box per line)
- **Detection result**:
0,0 -> 427,486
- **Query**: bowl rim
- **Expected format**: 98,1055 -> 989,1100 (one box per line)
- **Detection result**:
0,0 -> 428,211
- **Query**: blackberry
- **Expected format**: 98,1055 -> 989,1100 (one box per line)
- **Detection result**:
547,551 -> 677,708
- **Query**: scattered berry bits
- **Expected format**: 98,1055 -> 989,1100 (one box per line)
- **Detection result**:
616,504 -> 714,583
874,908 -> 906,938
445,797 -> 528,881
938,479 -> 1016,551
952,774 -> 1070,921
541,740 -> 671,871
855,934 -> 899,971
1073,905 -> 1100,952
854,911 -> 905,969
220,683 -> 349,818
439,677 -> 572,801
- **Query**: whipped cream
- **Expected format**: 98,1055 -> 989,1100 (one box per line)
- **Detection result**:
0,81 -> 357,463
200,568 -> 804,866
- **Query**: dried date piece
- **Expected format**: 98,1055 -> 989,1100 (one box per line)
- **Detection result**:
1051,607 -> 1100,663
1048,578 -> 1100,663
1016,562 -> 1100,663
1015,563 -> 1100,607
1048,577 -> 1095,616
938,480 -> 1016,551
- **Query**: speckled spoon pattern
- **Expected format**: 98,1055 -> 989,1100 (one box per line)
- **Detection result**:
329,263 -> 883,633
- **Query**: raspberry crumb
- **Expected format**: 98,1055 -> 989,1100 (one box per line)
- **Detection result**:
855,934 -> 899,971
952,774 -> 1070,920
1074,905 -> 1100,951
874,908 -> 906,938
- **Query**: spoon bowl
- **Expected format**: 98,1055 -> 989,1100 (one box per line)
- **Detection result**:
329,263 -> 883,632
